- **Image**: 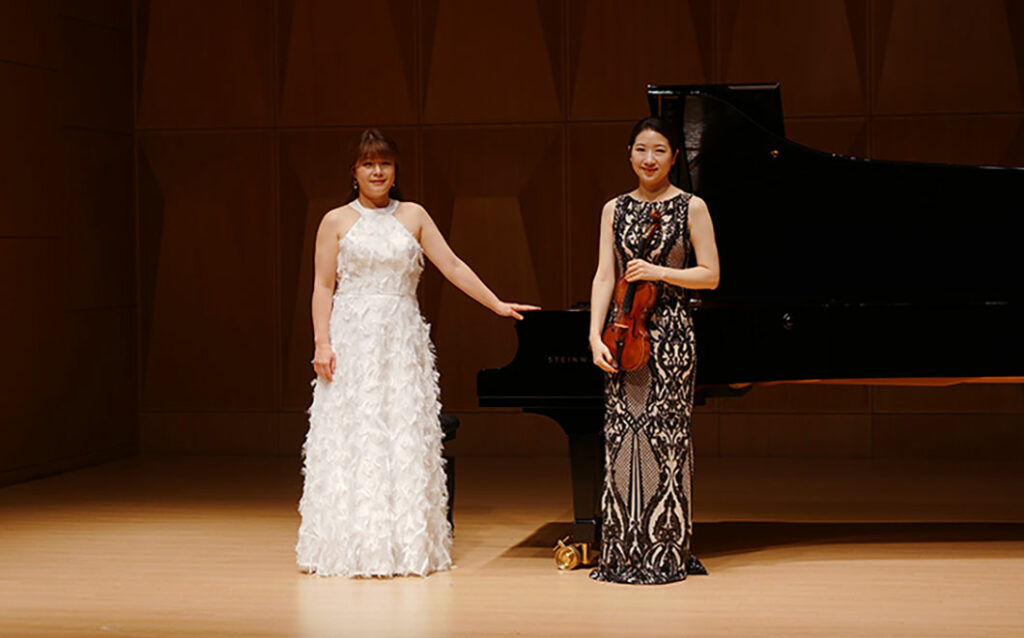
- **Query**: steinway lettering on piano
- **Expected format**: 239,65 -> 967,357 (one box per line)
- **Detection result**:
547,355 -> 589,365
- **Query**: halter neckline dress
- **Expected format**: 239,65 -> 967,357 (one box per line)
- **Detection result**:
296,198 -> 452,577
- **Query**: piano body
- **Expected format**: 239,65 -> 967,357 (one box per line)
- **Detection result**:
477,84 -> 1024,554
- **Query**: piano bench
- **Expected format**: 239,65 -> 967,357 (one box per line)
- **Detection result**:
440,413 -> 459,528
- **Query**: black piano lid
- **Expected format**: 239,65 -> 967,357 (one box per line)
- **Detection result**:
648,82 -> 787,137
479,83 -> 1023,407
477,84 -> 1022,550
645,83 -> 1024,308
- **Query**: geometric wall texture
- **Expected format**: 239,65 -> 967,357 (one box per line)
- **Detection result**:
4,1 -> 1022,483
133,0 -> 1024,458
0,1 -> 135,485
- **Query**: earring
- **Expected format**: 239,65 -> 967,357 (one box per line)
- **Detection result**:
352,179 -> 358,192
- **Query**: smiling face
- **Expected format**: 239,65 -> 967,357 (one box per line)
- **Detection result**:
629,128 -> 678,188
352,154 -> 396,202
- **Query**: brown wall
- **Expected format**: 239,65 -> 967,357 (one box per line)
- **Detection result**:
0,1 -> 136,485
3,3 -> 1019,492
97,1 -> 1024,461
0,1 -> 1020,484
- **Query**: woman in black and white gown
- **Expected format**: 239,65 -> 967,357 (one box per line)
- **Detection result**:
588,117 -> 720,585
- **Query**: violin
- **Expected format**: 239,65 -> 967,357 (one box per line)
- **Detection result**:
601,207 -> 663,372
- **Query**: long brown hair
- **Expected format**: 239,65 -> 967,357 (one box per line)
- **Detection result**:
344,129 -> 404,203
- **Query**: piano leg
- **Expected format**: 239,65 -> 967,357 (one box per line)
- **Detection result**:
528,408 -> 605,547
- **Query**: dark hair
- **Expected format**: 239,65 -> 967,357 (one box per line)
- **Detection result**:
345,128 -> 404,203
627,117 -> 680,154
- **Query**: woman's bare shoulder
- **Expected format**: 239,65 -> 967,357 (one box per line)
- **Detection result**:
393,200 -> 426,221
601,196 -> 623,217
687,194 -> 709,214
395,200 -> 433,227
397,200 -> 425,210
321,203 -> 358,223
318,204 -> 360,238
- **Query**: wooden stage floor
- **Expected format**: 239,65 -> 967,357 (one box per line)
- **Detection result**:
2,455 -> 1024,637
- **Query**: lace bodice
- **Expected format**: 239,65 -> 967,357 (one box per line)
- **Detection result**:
336,199 -> 423,298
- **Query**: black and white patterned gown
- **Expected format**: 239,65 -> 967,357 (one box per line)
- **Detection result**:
590,192 -> 707,585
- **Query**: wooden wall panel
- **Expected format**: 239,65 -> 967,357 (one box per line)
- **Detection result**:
720,413 -> 873,458
692,411 -> 720,458
59,0 -> 131,30
567,0 -> 711,121
139,413 -> 193,452
0,251 -> 133,476
278,128 -> 420,410
0,64 -> 59,236
872,115 -> 1024,166
873,413 -> 1024,459
60,308 -> 138,455
720,0 -> 868,116
0,14 -> 63,479
0,0 -> 137,485
121,1 -> 1024,463
873,0 -> 1023,114
422,0 -> 563,123
0,239 -> 64,473
421,126 -> 565,411
0,0 -> 60,69
62,130 -> 134,310
567,122 -> 638,302
137,0 -> 274,129
138,132 -> 276,411
278,411 -> 307,456
874,385 -> 1024,414
277,0 -> 417,126
785,117 -> 869,158
717,384 -> 871,414
141,413 -> 278,454
61,17 -> 131,132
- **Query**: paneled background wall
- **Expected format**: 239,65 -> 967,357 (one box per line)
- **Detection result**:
134,0 -> 1024,459
2,1 -> 1022,483
0,1 -> 136,485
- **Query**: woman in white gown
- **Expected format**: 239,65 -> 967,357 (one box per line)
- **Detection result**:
297,129 -> 537,577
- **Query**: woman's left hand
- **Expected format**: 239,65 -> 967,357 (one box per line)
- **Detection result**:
624,259 -> 664,283
494,301 -> 542,320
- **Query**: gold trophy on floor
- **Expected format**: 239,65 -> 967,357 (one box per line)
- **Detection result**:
554,537 -> 597,570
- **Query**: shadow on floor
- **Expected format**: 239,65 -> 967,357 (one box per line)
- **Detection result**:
504,521 -> 1024,561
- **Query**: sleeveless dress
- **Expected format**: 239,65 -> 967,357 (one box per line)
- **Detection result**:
296,198 -> 453,578
590,192 -> 707,585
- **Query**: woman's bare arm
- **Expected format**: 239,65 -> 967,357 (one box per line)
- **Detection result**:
411,204 -> 539,320
589,199 -> 618,371
310,208 -> 355,381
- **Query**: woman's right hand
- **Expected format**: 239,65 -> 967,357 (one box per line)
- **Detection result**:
494,301 -> 542,321
590,336 -> 618,373
313,343 -> 336,382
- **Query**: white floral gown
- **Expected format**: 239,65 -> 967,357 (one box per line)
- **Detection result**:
296,198 -> 452,577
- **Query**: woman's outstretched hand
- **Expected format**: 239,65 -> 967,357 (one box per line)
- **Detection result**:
590,337 -> 618,372
624,259 -> 664,283
494,302 -> 541,321
312,343 -> 336,382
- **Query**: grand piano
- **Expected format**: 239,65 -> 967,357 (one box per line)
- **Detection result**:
477,83 -> 1024,554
